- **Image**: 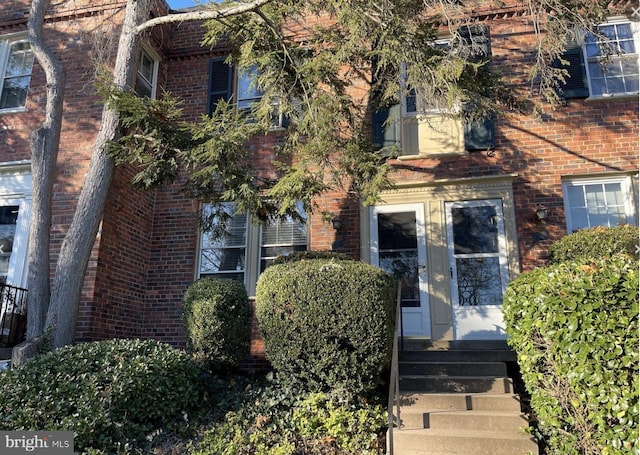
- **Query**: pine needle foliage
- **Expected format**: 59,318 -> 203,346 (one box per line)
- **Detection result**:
105,0 -> 629,222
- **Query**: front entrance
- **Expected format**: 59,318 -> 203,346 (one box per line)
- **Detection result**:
370,204 -> 430,338
445,200 -> 509,340
368,185 -> 517,342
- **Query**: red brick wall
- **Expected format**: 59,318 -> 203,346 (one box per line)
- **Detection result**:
1,2 -> 637,356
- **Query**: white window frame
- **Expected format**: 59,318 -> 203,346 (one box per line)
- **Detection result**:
562,174 -> 637,233
197,203 -> 308,295
0,33 -> 34,114
582,19 -> 640,98
134,45 -> 159,99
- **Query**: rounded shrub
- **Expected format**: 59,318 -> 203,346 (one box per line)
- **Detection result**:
255,259 -> 396,398
183,277 -> 251,370
503,255 -> 638,454
0,339 -> 204,454
549,225 -> 639,263
271,249 -> 352,265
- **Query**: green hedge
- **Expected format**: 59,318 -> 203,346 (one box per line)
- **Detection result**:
0,339 -> 204,454
182,277 -> 251,370
549,225 -> 638,263
271,250 -> 352,265
503,255 -> 639,454
255,259 -> 396,398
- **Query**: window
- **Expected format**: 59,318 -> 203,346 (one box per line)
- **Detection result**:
373,25 -> 494,154
558,20 -> 639,98
562,175 -> 637,232
198,202 -> 308,294
0,34 -> 34,112
134,48 -> 158,98
207,58 -> 284,126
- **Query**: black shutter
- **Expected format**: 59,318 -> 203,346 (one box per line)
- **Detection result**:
372,104 -> 400,150
554,43 -> 589,98
207,58 -> 232,115
457,23 -> 491,61
464,117 -> 495,151
458,24 -> 495,150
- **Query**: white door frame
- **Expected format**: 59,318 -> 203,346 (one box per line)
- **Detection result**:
370,203 -> 430,338
445,199 -> 509,340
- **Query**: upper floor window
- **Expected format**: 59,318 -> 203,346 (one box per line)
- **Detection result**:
562,175 -> 637,232
134,48 -> 158,98
207,58 -> 284,127
0,34 -> 34,113
198,202 -> 307,294
558,19 -> 639,98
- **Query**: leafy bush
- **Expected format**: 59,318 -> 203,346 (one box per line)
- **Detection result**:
255,259 -> 396,398
503,255 -> 638,454
0,339 -> 204,454
271,250 -> 352,265
549,225 -> 638,263
191,377 -> 386,455
183,277 -> 251,370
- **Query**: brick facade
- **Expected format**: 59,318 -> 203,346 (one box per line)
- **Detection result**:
0,1 -> 637,357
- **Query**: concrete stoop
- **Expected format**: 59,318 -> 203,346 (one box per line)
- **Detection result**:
389,346 -> 539,455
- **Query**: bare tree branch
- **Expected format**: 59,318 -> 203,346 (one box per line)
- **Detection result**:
136,0 -> 274,34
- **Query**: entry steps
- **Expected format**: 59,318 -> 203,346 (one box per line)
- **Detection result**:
389,342 -> 539,455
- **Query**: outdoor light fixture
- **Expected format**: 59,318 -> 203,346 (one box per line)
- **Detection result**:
331,218 -> 342,230
535,204 -> 548,221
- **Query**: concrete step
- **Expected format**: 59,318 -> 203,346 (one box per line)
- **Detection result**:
400,409 -> 528,431
399,361 -> 507,377
391,428 -> 538,455
399,349 -> 516,363
396,392 -> 522,413
399,375 -> 513,394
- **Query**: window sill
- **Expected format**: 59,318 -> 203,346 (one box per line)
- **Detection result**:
585,93 -> 639,102
0,107 -> 27,115
397,150 -> 468,161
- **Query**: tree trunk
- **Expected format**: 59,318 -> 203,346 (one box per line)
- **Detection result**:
45,0 -> 149,348
26,0 -> 65,338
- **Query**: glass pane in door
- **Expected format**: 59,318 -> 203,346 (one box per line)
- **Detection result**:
449,203 -> 505,306
451,205 -> 499,254
0,205 -> 19,284
377,212 -> 419,307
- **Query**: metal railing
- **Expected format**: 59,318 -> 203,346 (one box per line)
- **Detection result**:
387,283 -> 403,455
0,283 -> 28,348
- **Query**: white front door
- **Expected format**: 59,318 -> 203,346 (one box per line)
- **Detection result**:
370,204 -> 430,338
445,200 -> 509,340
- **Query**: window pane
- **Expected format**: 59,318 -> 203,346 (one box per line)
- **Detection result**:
200,203 -> 247,282
0,206 -> 19,279
378,212 -> 418,250
6,42 -> 33,77
1,40 -> 33,110
567,185 -> 585,207
607,76 -> 625,93
604,183 -> 623,205
379,250 -> 420,307
616,23 -> 633,40
585,184 -> 605,207
260,204 -> 307,272
451,205 -> 499,254
200,247 -> 246,274
238,67 -> 262,102
570,207 -> 589,230
456,257 -> 503,306
0,76 -> 30,109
